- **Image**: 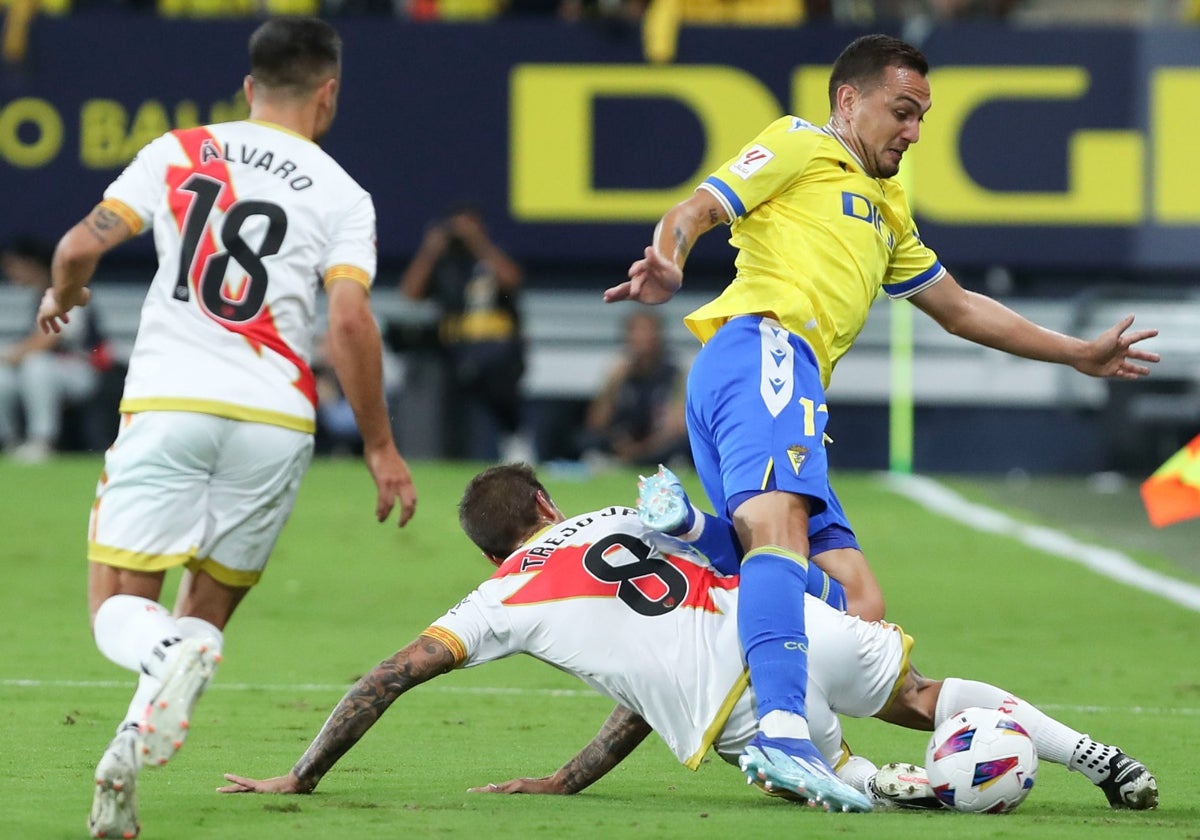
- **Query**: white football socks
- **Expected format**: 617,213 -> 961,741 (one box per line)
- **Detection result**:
120,674 -> 161,734
759,709 -> 812,741
836,754 -> 879,794
935,677 -> 1112,777
93,594 -> 182,680
1067,737 -> 1121,784
107,614 -> 224,734
176,615 -> 224,652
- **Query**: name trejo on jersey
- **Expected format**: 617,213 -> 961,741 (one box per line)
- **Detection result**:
199,139 -> 314,191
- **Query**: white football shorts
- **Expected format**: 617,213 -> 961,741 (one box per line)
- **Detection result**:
714,597 -> 913,765
88,411 -> 314,587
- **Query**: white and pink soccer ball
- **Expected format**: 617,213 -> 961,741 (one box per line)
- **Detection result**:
925,706 -> 1039,813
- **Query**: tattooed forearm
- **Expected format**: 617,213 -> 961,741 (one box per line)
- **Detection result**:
708,208 -> 721,225
671,225 -> 691,264
83,206 -> 123,245
555,705 -> 653,794
291,637 -> 457,789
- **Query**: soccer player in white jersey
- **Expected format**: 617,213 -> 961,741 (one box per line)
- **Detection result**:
36,18 -> 417,839
218,465 -> 1157,813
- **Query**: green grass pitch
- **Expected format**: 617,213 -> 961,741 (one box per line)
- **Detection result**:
2,457 -> 1197,839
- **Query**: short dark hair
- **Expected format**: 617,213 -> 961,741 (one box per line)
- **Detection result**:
827,34 -> 929,109
458,463 -> 547,559
249,18 -> 341,94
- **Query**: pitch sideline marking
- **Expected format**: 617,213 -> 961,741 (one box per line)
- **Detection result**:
883,472 -> 1200,613
1,678 -> 594,698
3,677 -> 1198,717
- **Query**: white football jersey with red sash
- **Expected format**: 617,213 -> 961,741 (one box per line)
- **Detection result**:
100,119 -> 377,434
426,507 -> 747,769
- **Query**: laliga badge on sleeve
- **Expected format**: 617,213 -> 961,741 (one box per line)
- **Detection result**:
729,144 -> 774,180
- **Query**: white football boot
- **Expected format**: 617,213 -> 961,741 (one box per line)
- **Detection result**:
867,763 -> 944,810
88,727 -> 141,839
139,637 -> 221,767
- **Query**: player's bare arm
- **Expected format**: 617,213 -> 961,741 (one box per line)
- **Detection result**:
38,204 -> 133,334
218,635 -> 457,795
469,704 -> 653,795
326,277 -> 418,526
910,271 -> 1159,379
605,191 -> 728,305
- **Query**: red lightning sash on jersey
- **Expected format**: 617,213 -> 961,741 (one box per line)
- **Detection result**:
166,127 -> 317,407
494,539 -> 737,614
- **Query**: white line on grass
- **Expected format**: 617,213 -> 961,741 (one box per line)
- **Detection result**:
882,472 -> 1200,612
4,678 -> 1198,717
1,678 -> 594,698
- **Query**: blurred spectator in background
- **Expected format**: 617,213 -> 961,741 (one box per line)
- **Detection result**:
400,203 -> 531,462
312,329 -> 405,456
0,237 -> 108,463
579,309 -> 690,469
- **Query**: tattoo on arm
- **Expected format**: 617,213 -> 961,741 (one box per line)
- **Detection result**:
671,225 -> 691,264
556,705 -> 653,794
84,207 -> 123,245
291,637 -> 457,788
708,208 -> 720,225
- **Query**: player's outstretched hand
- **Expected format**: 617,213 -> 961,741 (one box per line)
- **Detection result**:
605,247 -> 683,305
365,443 -> 417,527
218,772 -> 311,794
36,286 -> 90,335
467,776 -> 570,795
1077,314 -> 1160,379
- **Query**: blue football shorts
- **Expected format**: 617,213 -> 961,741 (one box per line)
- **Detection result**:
685,315 -> 855,554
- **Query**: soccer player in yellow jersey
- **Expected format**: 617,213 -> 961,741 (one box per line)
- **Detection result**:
606,34 -> 1160,811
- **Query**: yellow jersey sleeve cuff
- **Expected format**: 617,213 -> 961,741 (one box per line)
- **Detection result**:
98,198 -> 144,236
323,265 -> 372,292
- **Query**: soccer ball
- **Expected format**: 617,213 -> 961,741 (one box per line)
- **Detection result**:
925,707 -> 1038,813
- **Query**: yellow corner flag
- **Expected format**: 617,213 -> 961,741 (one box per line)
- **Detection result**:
1141,433 -> 1200,527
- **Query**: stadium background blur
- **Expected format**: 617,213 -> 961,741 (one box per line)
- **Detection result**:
3,12 -> 1199,836
2,0 -> 1199,474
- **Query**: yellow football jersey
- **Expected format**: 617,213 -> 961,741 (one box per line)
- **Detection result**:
685,115 -> 944,387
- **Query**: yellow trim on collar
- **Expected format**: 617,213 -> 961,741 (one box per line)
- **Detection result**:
246,118 -> 316,144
